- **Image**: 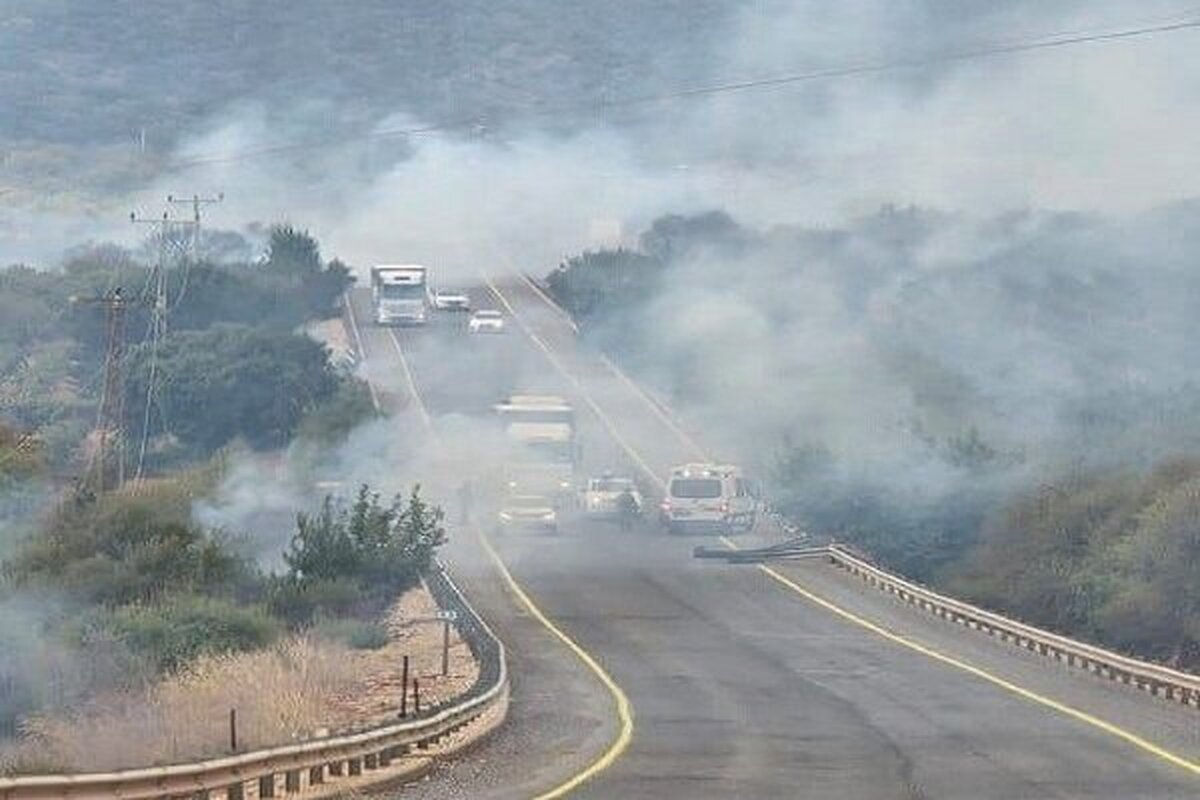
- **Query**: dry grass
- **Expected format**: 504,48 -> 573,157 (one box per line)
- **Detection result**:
0,586 -> 478,775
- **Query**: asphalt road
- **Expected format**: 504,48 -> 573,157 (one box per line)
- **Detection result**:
349,283 -> 1199,799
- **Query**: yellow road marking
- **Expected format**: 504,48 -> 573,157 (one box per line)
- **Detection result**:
382,298 -> 636,796
479,531 -> 635,799
718,537 -> 1200,778
484,275 -> 1200,779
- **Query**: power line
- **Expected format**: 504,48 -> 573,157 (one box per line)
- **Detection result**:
163,15 -> 1200,173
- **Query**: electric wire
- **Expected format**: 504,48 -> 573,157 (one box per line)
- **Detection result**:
162,14 -> 1200,172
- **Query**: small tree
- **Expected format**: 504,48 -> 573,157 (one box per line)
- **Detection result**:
282,484 -> 445,609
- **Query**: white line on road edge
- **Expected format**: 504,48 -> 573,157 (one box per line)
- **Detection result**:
343,293 -> 382,413
517,272 -> 579,333
511,272 -> 709,461
485,273 -> 665,490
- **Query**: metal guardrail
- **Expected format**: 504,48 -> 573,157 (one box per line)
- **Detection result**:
813,543 -> 1200,710
0,562 -> 507,800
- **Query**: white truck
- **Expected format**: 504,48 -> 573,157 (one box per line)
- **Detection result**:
495,395 -> 578,500
370,264 -> 429,326
660,463 -> 759,535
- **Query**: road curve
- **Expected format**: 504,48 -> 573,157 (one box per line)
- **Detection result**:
354,282 -> 1199,799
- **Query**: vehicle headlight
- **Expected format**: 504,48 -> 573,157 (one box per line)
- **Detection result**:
559,480 -> 571,489
508,481 -> 518,489
499,511 -> 512,522
541,511 -> 557,521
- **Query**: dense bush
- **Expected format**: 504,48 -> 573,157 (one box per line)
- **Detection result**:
266,576 -> 362,627
311,618 -> 390,651
124,324 -> 340,455
283,485 -> 446,619
947,458 -> 1200,668
6,476 -> 254,606
296,378 -> 376,447
99,596 -> 280,672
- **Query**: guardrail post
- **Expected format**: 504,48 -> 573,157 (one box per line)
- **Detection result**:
328,760 -> 343,777
309,765 -> 325,785
364,753 -> 378,770
226,782 -> 245,800
258,774 -> 276,798
284,770 -> 301,793
414,678 -> 421,715
400,655 -> 410,718
229,708 -> 238,753
348,757 -> 363,776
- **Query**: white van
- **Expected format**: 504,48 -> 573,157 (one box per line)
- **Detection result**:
660,463 -> 759,535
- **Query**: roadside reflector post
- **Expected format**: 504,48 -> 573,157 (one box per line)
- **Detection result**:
284,770 -> 301,792
414,678 -> 421,714
400,655 -> 410,717
229,708 -> 238,753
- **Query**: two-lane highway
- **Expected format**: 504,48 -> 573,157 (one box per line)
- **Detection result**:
350,282 -> 1198,798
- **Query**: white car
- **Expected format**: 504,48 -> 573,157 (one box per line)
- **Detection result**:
498,494 -> 558,533
433,288 -> 471,312
468,309 -> 505,333
582,475 -> 643,519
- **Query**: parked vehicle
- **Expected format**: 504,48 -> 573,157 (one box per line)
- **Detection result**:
660,463 -> 759,535
497,493 -> 559,534
582,474 -> 643,520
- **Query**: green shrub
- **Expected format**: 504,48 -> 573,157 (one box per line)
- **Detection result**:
283,485 -> 445,600
101,595 -> 280,673
124,324 -> 340,457
266,576 -> 362,627
296,378 -> 376,446
311,617 -> 390,651
8,485 -> 254,606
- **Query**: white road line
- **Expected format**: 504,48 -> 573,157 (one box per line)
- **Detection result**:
509,273 -> 709,461
386,327 -> 435,430
517,272 -> 579,333
484,274 -> 665,489
342,292 -> 382,413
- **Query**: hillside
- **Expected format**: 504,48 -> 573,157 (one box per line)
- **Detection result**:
0,1 -> 732,197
